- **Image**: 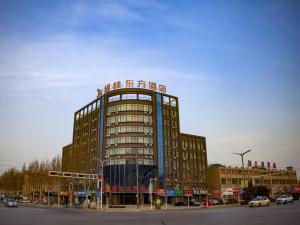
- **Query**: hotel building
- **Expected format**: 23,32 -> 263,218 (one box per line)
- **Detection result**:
62,80 -> 208,204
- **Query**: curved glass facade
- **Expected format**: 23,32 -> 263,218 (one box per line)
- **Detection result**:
106,115 -> 152,126
107,104 -> 152,115
104,93 -> 155,195
106,126 -> 153,135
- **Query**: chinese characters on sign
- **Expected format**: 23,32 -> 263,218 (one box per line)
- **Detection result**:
247,160 -> 277,169
96,80 -> 167,97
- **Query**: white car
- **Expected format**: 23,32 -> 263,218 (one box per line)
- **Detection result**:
276,195 -> 293,205
248,196 -> 270,207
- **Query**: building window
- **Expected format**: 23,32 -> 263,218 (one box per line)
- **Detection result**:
107,104 -> 152,115
108,95 -> 121,102
106,115 -> 152,125
122,94 -> 137,100
221,178 -> 226,185
138,94 -> 152,101
163,96 -> 169,105
170,97 -> 176,107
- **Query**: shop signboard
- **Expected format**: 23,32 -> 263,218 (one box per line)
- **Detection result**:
167,189 -> 175,197
156,189 -> 166,196
175,189 -> 183,196
184,189 -> 193,196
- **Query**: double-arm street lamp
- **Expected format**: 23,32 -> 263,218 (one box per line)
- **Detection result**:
233,149 -> 252,189
93,156 -> 110,211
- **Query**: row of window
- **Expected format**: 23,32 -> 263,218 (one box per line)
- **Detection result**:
163,96 -> 177,107
106,126 -> 153,135
220,169 -> 295,176
105,158 -> 154,166
108,94 -> 152,102
183,162 -> 207,170
182,140 -> 205,151
106,136 -> 153,145
105,147 -> 154,156
182,152 -> 206,161
107,104 -> 152,115
220,178 -> 297,185
182,172 -> 207,179
106,115 -> 152,125
75,100 -> 100,120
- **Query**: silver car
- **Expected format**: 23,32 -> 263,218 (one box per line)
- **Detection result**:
276,195 -> 293,205
248,196 -> 270,207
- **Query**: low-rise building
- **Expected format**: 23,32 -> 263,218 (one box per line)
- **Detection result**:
208,164 -> 297,200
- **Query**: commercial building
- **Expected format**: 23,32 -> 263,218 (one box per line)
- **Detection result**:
208,164 -> 297,200
62,80 -> 208,205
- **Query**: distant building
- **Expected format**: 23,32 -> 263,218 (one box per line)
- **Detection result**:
61,80 -> 208,204
208,164 -> 297,200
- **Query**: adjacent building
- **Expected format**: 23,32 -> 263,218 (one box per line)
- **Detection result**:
208,164 -> 297,200
62,80 -> 208,204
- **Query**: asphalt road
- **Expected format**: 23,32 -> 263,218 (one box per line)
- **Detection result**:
1,201 -> 300,225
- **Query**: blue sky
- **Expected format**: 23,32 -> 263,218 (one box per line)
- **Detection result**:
0,0 -> 299,176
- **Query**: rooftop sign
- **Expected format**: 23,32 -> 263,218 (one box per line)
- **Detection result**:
97,80 -> 166,97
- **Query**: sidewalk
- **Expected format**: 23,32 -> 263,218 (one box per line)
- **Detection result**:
94,203 -> 241,212
28,203 -> 241,213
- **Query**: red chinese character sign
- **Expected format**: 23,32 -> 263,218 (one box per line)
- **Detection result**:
159,85 -> 166,93
138,80 -> 146,88
113,81 -> 121,90
148,82 -> 157,91
104,84 -> 110,93
96,80 -> 167,97
247,160 -> 252,167
125,80 -> 134,88
97,89 -> 103,97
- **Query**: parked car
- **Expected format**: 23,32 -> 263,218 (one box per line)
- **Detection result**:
4,199 -> 18,208
189,200 -> 200,206
201,200 -> 217,206
276,195 -> 294,205
19,199 -> 31,203
248,196 -> 270,207
210,198 -> 220,205
174,201 -> 187,206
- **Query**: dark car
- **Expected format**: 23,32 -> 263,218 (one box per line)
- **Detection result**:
4,199 -> 18,208
174,201 -> 187,206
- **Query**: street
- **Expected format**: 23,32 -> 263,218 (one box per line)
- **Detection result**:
1,201 -> 300,225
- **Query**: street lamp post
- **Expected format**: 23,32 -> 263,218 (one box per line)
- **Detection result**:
93,156 -> 109,211
149,178 -> 157,210
136,154 -> 139,208
233,150 -> 252,204
233,150 -> 252,189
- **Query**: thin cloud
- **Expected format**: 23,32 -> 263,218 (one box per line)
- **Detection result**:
0,34 -> 214,97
